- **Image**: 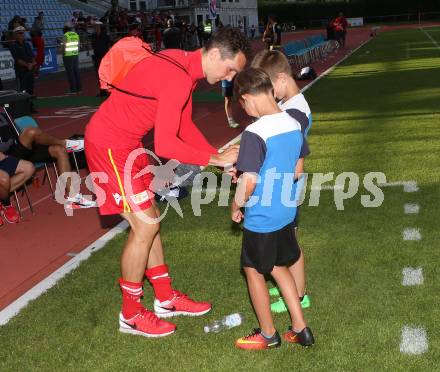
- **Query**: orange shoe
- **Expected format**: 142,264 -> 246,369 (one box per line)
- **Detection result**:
235,328 -> 281,350
154,290 -> 211,318
119,307 -> 176,338
283,326 -> 315,347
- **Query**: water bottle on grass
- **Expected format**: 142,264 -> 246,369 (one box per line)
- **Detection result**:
204,313 -> 244,333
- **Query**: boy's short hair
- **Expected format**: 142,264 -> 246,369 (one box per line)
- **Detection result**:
251,49 -> 292,81
205,26 -> 252,61
234,67 -> 273,98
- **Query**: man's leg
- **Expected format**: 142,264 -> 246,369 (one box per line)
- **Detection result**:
9,160 -> 35,192
0,170 -> 10,200
1,160 -> 34,223
19,127 -> 65,148
117,207 -> 176,337
63,57 -> 75,93
73,56 -> 82,92
121,208 -> 160,282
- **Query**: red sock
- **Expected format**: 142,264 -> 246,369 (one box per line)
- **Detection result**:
145,264 -> 173,302
119,278 -> 143,319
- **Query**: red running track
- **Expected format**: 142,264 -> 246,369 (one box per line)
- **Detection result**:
0,26 -> 376,311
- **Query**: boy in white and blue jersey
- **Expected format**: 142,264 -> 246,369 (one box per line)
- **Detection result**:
252,49 -> 313,312
231,68 -> 314,350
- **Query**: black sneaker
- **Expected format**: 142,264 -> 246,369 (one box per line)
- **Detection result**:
283,326 -> 314,347
235,328 -> 281,350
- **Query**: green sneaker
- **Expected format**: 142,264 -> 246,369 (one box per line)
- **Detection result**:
270,295 -> 311,313
269,287 -> 281,297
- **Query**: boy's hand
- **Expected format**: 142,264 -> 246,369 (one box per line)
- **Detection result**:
231,208 -> 243,223
224,165 -> 238,183
231,200 -> 243,223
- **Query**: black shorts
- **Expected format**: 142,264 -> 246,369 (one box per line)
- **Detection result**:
0,155 -> 20,176
293,206 -> 300,227
6,141 -> 52,163
222,85 -> 233,98
241,222 -> 301,274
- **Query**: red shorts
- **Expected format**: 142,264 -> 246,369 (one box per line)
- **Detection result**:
85,140 -> 154,215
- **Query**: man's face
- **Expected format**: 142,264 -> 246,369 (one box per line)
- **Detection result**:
205,48 -> 247,84
15,32 -> 25,43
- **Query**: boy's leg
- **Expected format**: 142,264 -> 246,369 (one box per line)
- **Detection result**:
271,265 -> 306,332
244,266 -> 276,337
289,248 -> 305,297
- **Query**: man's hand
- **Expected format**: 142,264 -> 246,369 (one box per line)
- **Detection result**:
231,201 -> 243,223
209,144 -> 239,167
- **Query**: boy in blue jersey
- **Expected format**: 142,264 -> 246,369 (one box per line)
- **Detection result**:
231,68 -> 314,350
252,49 -> 313,312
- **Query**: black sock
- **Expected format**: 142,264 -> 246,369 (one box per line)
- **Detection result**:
1,199 -> 10,207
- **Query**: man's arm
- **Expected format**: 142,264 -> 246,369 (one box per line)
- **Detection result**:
155,76 -> 237,166
178,92 -> 218,155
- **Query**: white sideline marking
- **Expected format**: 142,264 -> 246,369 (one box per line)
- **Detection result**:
0,220 -> 129,326
402,228 -> 422,241
402,267 -> 424,286
379,181 -> 419,193
404,203 -> 420,214
0,37 -> 374,326
400,326 -> 428,355
420,27 -> 440,50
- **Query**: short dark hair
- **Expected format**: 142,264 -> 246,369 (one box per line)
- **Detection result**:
251,49 -> 292,80
205,26 -> 252,61
234,67 -> 273,98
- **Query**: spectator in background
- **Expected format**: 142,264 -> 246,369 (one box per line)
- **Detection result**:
0,151 -> 34,225
163,19 -> 182,49
268,16 -> 282,50
91,21 -> 110,97
333,12 -> 348,48
9,26 -> 37,113
62,23 -> 82,94
8,16 -> 24,32
250,25 -> 256,39
70,11 -> 79,27
197,22 -> 204,47
31,12 -> 45,76
104,0 -> 124,32
326,17 -> 336,41
262,20 -> 274,50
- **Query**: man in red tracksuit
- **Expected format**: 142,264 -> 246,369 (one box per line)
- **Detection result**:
333,12 -> 348,48
85,26 -> 250,338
